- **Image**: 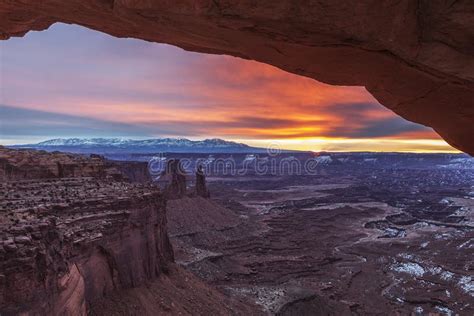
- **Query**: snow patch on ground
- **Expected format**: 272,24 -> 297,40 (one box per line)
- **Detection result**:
440,271 -> 455,281
391,262 -> 425,277
225,286 -> 287,313
176,246 -> 222,266
458,276 -> 474,297
435,305 -> 454,316
457,238 -> 473,249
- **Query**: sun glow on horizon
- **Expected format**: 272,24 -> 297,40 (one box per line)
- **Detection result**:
237,138 -> 460,154
0,23 -> 460,154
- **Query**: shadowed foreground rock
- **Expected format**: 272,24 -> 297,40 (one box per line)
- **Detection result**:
0,178 -> 174,314
0,146 -> 150,182
0,149 -> 258,315
0,146 -> 120,181
196,165 -> 210,198
162,159 -> 187,199
0,1 -> 473,154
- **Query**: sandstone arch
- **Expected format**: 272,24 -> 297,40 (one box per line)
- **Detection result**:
1,1 -> 473,154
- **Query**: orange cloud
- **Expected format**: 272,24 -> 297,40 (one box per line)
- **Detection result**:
1,23 -> 457,152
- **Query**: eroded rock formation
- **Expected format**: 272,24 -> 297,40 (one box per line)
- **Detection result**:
0,148 -> 258,315
0,177 -> 173,314
195,165 -> 210,198
162,159 -> 187,199
111,160 -> 152,183
160,160 -> 211,199
0,146 -> 152,182
0,147 -> 124,181
0,1 -> 473,154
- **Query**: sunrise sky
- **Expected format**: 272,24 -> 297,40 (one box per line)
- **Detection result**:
0,23 -> 458,152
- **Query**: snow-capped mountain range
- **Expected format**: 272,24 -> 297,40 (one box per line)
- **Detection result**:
11,138 -> 269,154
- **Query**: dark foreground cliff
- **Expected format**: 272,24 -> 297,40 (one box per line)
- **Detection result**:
0,146 -> 150,183
0,149 -> 260,315
0,178 -> 174,314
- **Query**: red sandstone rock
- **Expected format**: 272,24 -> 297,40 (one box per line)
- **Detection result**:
0,149 -> 259,315
0,149 -> 170,314
0,147 -> 150,182
0,177 -> 173,314
162,159 -> 187,199
0,147 -> 116,180
195,165 -> 210,198
0,1 -> 473,154
88,264 -> 262,315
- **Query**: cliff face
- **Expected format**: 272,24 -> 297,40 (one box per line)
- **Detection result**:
0,147 -> 124,181
162,159 -> 187,200
0,149 -> 260,315
0,177 -> 173,315
0,1 -> 473,154
0,147 -> 153,182
110,160 -> 152,183
195,166 -> 210,198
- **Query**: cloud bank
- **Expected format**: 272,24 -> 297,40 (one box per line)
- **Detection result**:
0,24 -> 455,152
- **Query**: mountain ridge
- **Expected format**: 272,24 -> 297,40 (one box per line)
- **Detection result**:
10,137 -> 271,154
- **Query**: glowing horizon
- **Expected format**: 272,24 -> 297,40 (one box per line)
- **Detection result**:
0,24 -> 459,153
0,136 -> 459,154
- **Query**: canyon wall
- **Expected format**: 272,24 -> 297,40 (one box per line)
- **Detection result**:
111,160 -> 152,183
0,147 -> 151,182
0,178 -> 173,314
162,159 -> 187,199
0,1 -> 473,154
195,166 -> 210,198
0,147 -> 123,181
0,149 -> 259,315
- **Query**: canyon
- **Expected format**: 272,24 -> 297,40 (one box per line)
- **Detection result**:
167,153 -> 474,315
1,148 -> 473,314
0,1 -> 473,154
0,148 -> 259,315
0,177 -> 173,314
2,2 -> 473,313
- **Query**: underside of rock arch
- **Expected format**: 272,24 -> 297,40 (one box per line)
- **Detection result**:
1,0 -> 473,154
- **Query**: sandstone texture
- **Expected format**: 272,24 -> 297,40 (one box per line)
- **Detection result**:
161,159 -> 187,199
0,146 -> 151,182
0,1 -> 473,154
88,264 -> 261,315
112,160 -> 152,183
159,159 -> 211,199
196,165 -> 210,198
0,177 -> 173,314
0,149 -> 255,315
0,147 -> 123,181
